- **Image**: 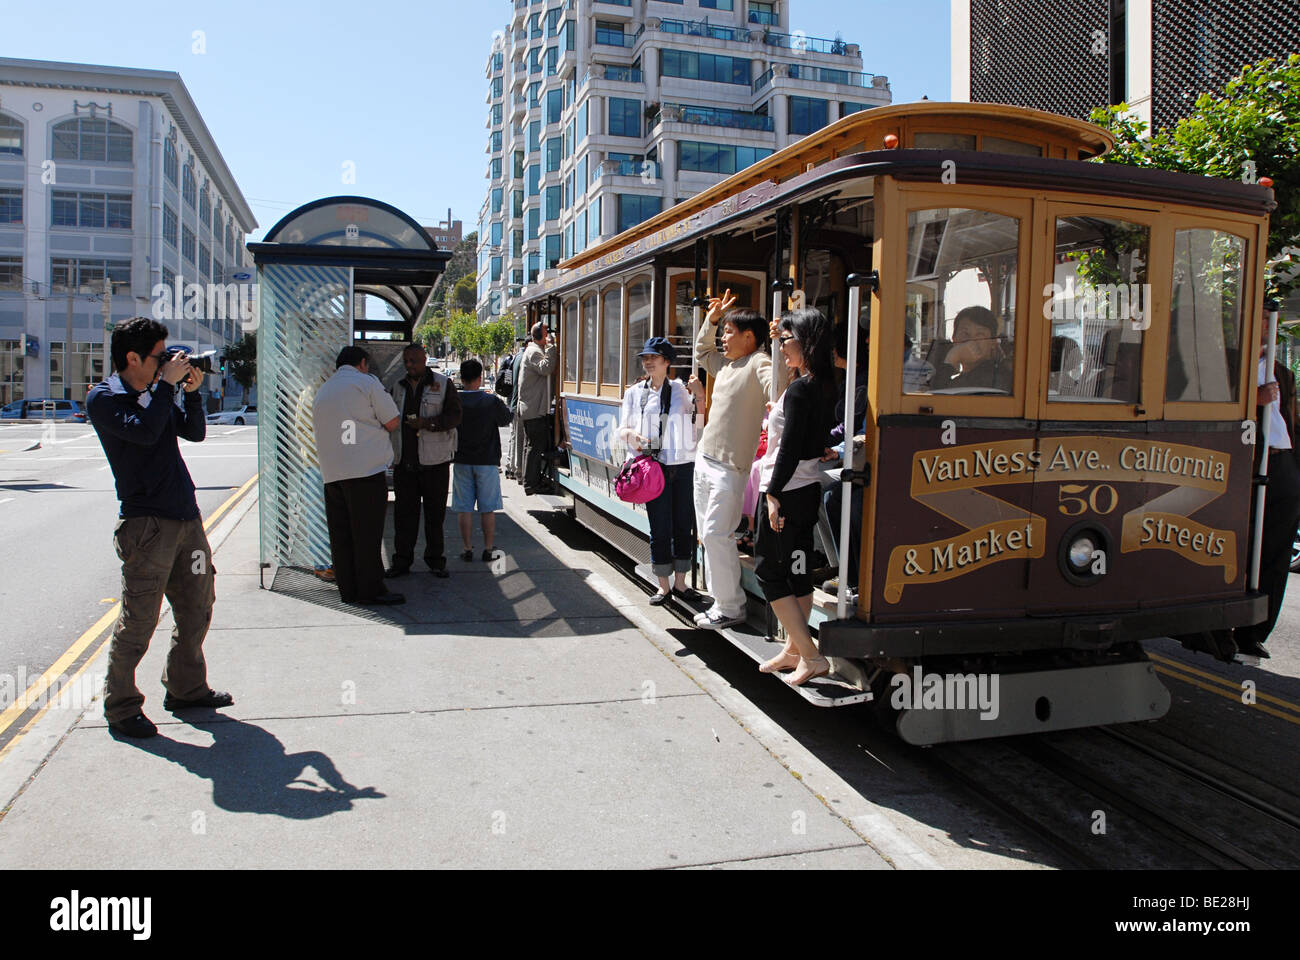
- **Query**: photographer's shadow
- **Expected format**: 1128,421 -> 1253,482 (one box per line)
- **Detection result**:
116,714 -> 385,819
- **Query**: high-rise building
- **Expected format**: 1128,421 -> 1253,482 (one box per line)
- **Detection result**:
953,0 -> 1300,129
0,58 -> 257,406
477,0 -> 890,321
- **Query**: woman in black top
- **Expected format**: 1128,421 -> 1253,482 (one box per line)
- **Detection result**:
753,308 -> 838,686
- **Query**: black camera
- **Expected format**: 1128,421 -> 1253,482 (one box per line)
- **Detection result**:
165,347 -> 215,374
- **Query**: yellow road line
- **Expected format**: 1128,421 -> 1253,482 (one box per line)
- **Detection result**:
1154,664 -> 1300,726
1149,651 -> 1300,715
0,474 -> 258,743
0,634 -> 113,765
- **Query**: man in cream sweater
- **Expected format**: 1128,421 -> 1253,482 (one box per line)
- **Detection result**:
686,292 -> 773,629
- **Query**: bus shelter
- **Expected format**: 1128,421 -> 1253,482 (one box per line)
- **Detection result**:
248,197 -> 452,592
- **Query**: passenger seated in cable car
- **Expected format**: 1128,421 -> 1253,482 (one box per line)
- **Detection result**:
934,305 -> 1012,394
754,308 -> 838,687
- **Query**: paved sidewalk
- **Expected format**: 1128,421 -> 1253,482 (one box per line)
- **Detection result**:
0,481 -> 894,870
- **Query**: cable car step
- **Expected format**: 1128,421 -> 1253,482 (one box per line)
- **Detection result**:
633,564 -> 873,709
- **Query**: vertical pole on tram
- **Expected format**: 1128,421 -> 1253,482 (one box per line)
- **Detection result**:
838,273 -> 871,619
1249,300 -> 1281,592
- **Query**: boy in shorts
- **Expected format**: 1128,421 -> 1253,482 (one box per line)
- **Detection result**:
453,359 -> 514,560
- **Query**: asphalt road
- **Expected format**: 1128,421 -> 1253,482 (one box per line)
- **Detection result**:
0,421 -> 258,708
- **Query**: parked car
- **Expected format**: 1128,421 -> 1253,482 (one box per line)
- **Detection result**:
0,398 -> 86,422
207,404 -> 258,426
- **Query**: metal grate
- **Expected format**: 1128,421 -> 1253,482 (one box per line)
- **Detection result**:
969,0 -> 1113,120
1152,0 -> 1300,130
257,263 -> 351,578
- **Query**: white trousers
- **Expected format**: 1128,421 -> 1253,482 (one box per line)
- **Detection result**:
693,452 -> 747,618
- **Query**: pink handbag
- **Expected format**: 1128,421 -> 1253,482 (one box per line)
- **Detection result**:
615,381 -> 672,504
615,454 -> 665,504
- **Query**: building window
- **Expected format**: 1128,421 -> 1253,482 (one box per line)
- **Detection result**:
841,101 -> 872,116
491,221 -> 503,246
748,2 -> 776,25
47,341 -> 103,401
163,204 -> 178,248
789,96 -> 830,135
576,155 -> 588,195
182,164 -> 196,207
0,113 -> 22,157
491,103 -> 503,126
595,21 -> 628,46
163,137 -> 179,185
545,137 -> 562,172
528,253 -> 540,285
0,256 -> 22,291
529,82 -> 542,109
577,100 -> 589,139
50,258 -> 131,294
589,197 -> 602,242
492,187 -> 504,215
678,141 -> 773,174
198,184 -> 211,226
161,265 -> 176,290
609,98 -> 642,137
701,0 -> 734,9
660,49 -> 751,85
490,131 -> 503,152
529,120 -> 541,151
514,150 -> 526,178
199,242 -> 211,282
0,187 -> 21,225
0,338 -> 24,406
546,47 -> 559,76
617,194 -> 662,233
51,117 -> 133,163
51,191 -> 132,230
563,223 -> 573,260
490,157 -> 502,181
182,226 -> 196,264
547,7 -> 562,35
545,185 -> 561,221
513,190 -> 524,217
512,230 -> 524,258
546,89 -> 564,126
491,256 -> 503,282
491,77 -> 503,99
545,234 -> 562,270
527,164 -> 541,197
529,12 -> 542,38
527,208 -> 540,240
564,171 -> 574,210
575,209 -> 587,255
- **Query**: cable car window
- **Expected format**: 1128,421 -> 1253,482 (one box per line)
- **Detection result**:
582,292 -> 598,383
564,299 -> 578,382
914,132 -> 976,151
1047,216 -> 1151,405
626,279 -> 651,386
903,207 -> 1019,396
601,286 -> 622,385
1166,229 -> 1245,404
980,136 -> 1043,157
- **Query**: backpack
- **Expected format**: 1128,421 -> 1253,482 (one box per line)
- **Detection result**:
497,354 -> 515,399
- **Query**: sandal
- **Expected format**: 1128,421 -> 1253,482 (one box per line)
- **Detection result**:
758,649 -> 800,674
785,656 -> 830,687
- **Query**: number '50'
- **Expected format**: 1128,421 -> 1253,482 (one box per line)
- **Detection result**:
1058,483 -> 1119,516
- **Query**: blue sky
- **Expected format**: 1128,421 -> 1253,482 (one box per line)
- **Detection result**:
4,0 -> 951,240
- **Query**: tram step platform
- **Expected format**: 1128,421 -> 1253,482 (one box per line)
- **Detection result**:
633,564 -> 873,709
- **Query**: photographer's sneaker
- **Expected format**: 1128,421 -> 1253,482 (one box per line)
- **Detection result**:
693,608 -> 745,631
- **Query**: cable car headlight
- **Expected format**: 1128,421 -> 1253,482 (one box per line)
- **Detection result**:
1058,523 -> 1112,586
1067,536 -> 1097,572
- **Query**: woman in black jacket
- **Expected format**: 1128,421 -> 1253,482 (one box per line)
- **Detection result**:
754,308 -> 838,686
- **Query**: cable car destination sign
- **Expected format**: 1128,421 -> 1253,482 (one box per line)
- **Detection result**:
883,435 -> 1237,603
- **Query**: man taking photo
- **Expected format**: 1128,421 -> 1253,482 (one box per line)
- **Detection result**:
87,317 -> 233,739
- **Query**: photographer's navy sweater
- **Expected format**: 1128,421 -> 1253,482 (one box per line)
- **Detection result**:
87,375 -> 206,520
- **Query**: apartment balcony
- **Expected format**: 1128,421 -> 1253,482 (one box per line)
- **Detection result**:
596,159 -> 662,180
747,9 -> 779,27
657,17 -> 753,43
754,64 -> 890,95
582,64 -> 644,87
761,29 -> 856,57
653,102 -> 774,133
595,25 -> 640,48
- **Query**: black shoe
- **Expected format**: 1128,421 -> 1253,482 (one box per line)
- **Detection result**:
384,564 -> 411,579
163,689 -> 234,712
482,549 -> 499,562
649,591 -> 671,606
430,567 -> 449,579
523,486 -> 536,496
109,713 -> 157,738
360,592 -> 406,606
674,586 -> 706,605
461,549 -> 474,562
1236,640 -> 1271,659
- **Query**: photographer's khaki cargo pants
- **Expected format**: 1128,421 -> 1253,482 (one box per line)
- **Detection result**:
104,516 -> 215,723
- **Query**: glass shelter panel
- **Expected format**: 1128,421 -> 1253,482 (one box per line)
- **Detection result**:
903,208 -> 1019,396
1047,216 -> 1151,405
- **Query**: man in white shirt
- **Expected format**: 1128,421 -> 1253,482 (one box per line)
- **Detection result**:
312,346 -> 404,606
1239,321 -> 1300,658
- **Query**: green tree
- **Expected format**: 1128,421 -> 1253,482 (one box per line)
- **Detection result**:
452,274 -> 478,314
1090,53 -> 1300,301
223,332 -> 256,404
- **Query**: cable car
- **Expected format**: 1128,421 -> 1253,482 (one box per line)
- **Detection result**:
518,101 -> 1277,744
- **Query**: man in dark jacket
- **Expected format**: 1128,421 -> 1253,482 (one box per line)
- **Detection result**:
453,359 -> 514,561
87,317 -> 233,739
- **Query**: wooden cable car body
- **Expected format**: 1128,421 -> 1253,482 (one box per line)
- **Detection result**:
520,102 -> 1276,744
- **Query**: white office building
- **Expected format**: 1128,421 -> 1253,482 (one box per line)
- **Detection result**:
477,0 -> 890,321
0,58 -> 257,406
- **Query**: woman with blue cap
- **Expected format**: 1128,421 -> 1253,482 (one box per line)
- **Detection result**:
618,337 -> 701,605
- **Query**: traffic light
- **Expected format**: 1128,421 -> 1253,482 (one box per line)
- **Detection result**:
219,355 -> 228,375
